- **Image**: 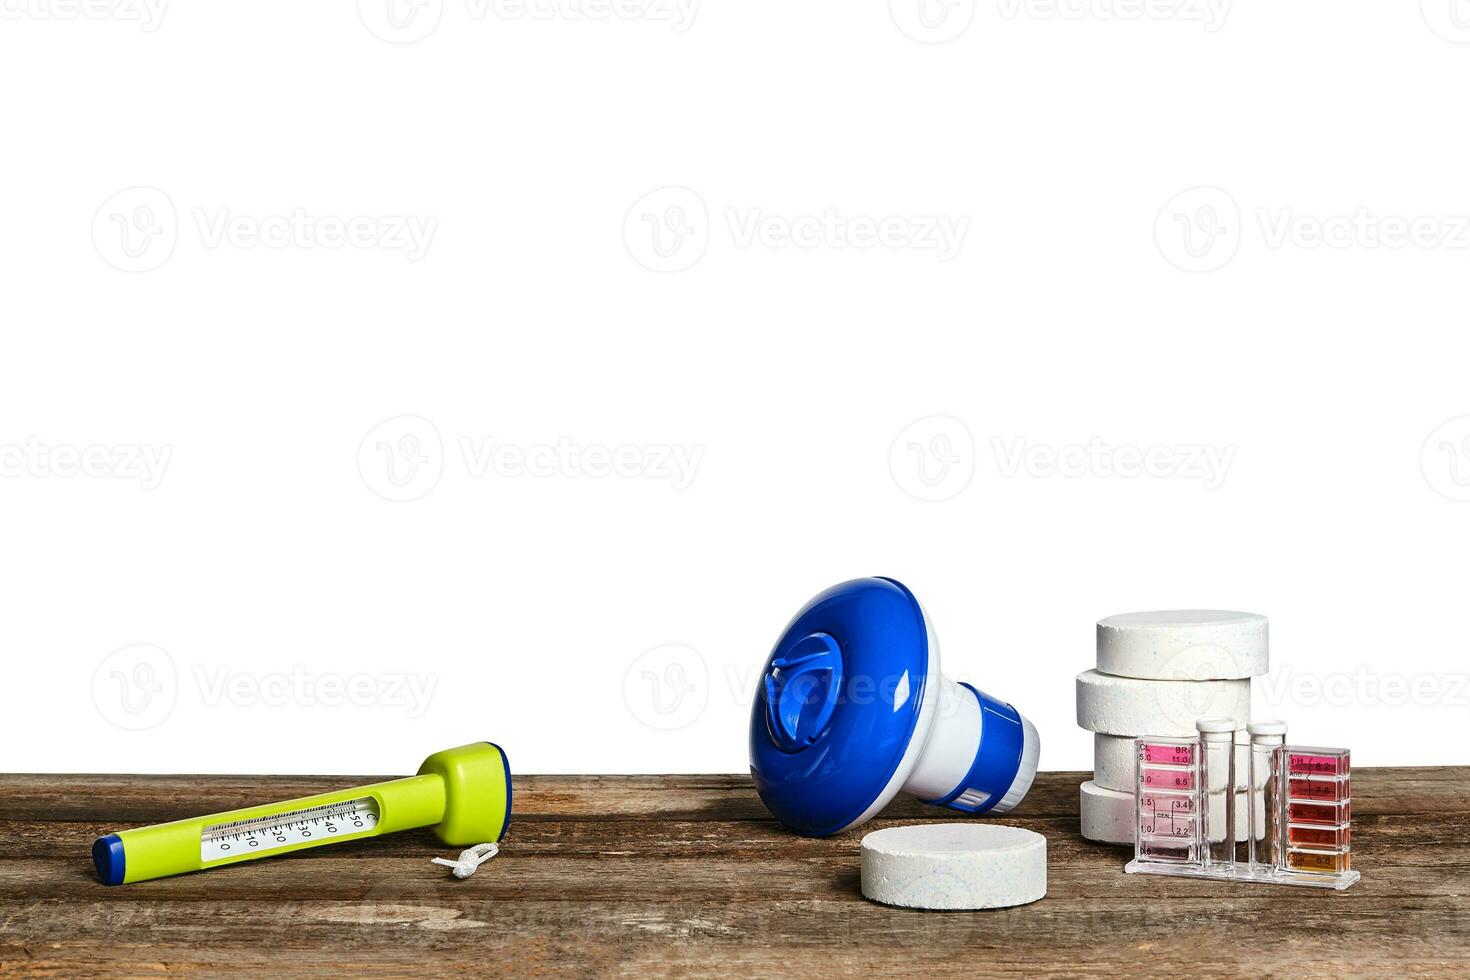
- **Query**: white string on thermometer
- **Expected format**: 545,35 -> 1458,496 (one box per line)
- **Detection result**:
431,841 -> 499,879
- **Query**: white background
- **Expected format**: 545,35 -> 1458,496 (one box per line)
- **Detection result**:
3,1 -> 1469,777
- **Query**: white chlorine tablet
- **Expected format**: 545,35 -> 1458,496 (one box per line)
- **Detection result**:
1076,669 -> 1250,737
1093,733 -> 1140,793
1080,780 -> 1136,846
1080,779 -> 1251,846
860,824 -> 1047,911
1093,731 -> 1249,794
1096,610 -> 1268,680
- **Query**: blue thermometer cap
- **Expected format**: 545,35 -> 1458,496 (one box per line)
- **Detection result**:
749,577 -> 930,837
93,834 -> 125,886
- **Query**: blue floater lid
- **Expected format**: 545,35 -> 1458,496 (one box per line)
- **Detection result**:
749,577 -> 931,837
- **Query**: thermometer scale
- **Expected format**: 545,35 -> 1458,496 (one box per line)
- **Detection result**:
199,797 -> 379,862
93,742 -> 510,886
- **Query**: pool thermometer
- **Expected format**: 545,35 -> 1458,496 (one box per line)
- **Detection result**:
92,742 -> 511,885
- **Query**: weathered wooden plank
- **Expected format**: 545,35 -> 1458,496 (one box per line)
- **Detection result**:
5,768 -> 1463,823
1,809 -> 1463,861
1,769 -> 1465,978
0,893 -> 1464,952
2,897 -> 1467,974
5,854 -> 1469,905
2,945 -> 1467,980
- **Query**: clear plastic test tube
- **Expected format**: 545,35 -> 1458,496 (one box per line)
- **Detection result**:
1196,719 -> 1236,869
1248,720 -> 1287,873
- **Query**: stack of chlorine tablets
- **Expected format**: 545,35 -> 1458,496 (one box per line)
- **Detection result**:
1076,611 -> 1268,846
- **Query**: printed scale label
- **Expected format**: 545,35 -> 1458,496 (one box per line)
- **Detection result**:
201,797 -> 379,861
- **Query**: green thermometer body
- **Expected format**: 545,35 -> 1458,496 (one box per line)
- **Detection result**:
92,742 -> 510,885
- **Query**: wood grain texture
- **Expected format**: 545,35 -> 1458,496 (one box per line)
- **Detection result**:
1,768 -> 1467,978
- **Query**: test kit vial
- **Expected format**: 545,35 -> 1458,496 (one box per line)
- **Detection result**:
1248,719 -> 1286,874
1197,719 -> 1235,869
1125,720 -> 1359,890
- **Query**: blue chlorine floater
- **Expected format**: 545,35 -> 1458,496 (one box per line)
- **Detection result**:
750,577 -> 1040,837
